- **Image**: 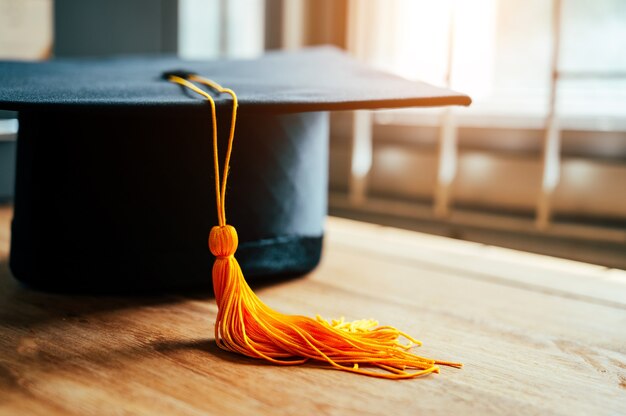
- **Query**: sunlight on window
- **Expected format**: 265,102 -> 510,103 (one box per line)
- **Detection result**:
359,0 -> 626,122
450,0 -> 497,100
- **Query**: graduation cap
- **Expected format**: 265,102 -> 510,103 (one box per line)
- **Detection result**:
0,46 -> 470,293
1,46 -> 470,378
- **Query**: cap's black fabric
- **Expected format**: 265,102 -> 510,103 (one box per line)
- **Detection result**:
10,108 -> 329,293
0,46 -> 471,112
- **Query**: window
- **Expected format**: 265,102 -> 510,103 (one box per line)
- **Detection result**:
327,0 -> 626,267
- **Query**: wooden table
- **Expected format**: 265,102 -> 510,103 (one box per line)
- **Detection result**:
1,205 -> 625,415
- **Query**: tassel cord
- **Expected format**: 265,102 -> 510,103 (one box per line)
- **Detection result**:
166,74 -> 461,379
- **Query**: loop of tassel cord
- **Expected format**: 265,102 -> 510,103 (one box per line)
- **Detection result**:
168,74 -> 461,379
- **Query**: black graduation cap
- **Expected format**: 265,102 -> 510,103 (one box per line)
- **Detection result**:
0,46 -> 470,293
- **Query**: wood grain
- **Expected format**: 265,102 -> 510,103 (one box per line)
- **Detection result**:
0,204 -> 625,415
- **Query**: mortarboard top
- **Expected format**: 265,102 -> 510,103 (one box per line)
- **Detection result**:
0,46 -> 470,293
0,46 -> 470,111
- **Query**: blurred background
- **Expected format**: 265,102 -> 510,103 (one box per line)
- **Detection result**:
0,0 -> 625,267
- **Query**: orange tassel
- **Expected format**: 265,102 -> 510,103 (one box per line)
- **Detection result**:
168,74 -> 461,379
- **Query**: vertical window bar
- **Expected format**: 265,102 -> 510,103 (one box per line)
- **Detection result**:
434,4 -> 458,218
537,0 -> 563,230
349,110 -> 373,206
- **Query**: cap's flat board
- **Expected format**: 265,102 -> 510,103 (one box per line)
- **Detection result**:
0,46 -> 470,112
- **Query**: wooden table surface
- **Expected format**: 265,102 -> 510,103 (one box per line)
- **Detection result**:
1,205 -> 625,415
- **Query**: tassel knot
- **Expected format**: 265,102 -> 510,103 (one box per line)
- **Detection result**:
209,225 -> 238,258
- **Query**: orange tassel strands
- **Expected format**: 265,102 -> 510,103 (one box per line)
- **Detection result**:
167,74 -> 461,379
